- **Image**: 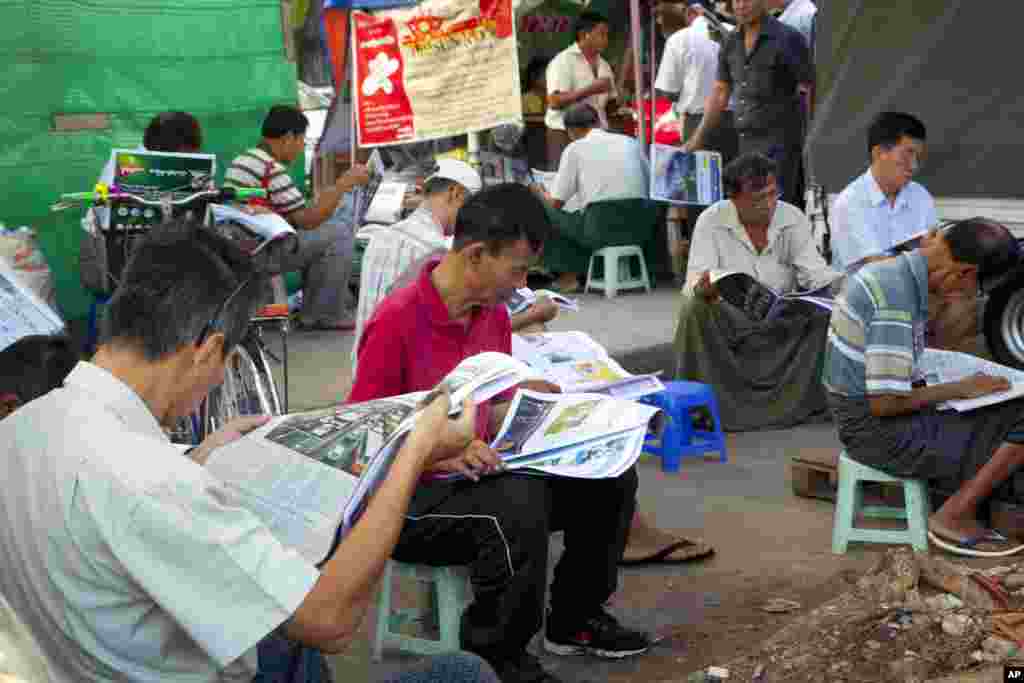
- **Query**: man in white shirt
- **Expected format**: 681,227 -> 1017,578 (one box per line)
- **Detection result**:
544,11 -> 618,170
533,104 -> 651,292
0,218 -> 497,682
830,112 -> 936,271
771,0 -> 816,50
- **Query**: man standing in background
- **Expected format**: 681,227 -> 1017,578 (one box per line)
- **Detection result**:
544,12 -> 618,170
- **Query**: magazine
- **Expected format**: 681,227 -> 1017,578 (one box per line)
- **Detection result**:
0,263 -> 64,352
710,270 -> 835,322
206,204 -> 296,255
918,348 -> 1024,412
512,331 -> 665,399
489,389 -> 661,478
204,352 -> 541,565
650,144 -> 723,206
107,149 -> 217,230
506,287 -> 579,316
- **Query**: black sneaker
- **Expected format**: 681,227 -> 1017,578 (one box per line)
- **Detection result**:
543,609 -> 651,659
491,652 -> 563,683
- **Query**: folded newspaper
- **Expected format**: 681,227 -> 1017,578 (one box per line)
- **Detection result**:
204,352 -> 539,566
0,263 -> 65,352
710,270 -> 834,322
206,204 -> 296,255
512,331 -> 664,399
506,287 -> 579,316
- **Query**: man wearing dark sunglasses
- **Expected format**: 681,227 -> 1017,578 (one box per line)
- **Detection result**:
0,219 -> 498,682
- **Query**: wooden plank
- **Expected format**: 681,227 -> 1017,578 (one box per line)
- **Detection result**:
53,113 -> 110,132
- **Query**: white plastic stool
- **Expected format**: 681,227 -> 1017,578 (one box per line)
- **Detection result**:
585,245 -> 651,299
372,560 -> 471,661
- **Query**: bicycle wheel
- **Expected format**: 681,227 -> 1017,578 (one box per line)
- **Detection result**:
206,343 -> 278,433
168,413 -> 201,446
250,336 -> 283,416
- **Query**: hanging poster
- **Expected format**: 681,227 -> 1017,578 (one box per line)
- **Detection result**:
352,0 -> 522,147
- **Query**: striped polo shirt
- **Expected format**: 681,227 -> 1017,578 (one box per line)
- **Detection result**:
823,251 -> 929,398
224,147 -> 305,215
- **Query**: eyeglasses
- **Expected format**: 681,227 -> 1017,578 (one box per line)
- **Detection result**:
196,276 -> 252,347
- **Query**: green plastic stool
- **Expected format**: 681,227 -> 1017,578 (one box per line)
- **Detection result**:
832,451 -> 930,553
372,561 -> 471,661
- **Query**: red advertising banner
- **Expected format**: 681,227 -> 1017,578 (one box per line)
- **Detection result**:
353,0 -> 521,147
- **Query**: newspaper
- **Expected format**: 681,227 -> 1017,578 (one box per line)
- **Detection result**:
710,270 -> 834,322
204,352 -> 539,565
512,331 -> 665,399
918,348 -> 1024,412
506,287 -> 579,316
206,204 -> 296,255
490,390 -> 660,477
650,144 -> 723,206
0,263 -> 64,352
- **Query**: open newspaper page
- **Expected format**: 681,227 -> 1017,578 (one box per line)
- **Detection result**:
710,270 -> 833,322
918,348 -> 1024,412
512,331 -> 664,399
0,263 -> 64,352
204,352 -> 539,565
206,204 -> 296,255
506,287 -> 579,316
489,390 -> 660,477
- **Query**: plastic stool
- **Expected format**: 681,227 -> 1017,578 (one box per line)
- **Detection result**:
638,381 -> 727,471
831,451 -> 930,553
372,561 -> 471,661
584,245 -> 651,299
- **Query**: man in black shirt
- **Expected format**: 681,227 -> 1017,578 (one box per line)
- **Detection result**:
684,0 -> 812,206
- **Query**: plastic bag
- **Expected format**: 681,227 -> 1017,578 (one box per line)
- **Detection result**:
0,225 -> 57,307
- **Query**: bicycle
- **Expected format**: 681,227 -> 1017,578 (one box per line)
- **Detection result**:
57,183 -> 291,443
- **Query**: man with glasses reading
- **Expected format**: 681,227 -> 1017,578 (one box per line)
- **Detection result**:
831,112 -> 936,271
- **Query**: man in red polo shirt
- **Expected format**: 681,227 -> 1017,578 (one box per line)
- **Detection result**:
350,184 -> 649,683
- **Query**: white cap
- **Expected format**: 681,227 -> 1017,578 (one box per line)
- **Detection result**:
427,159 -> 483,194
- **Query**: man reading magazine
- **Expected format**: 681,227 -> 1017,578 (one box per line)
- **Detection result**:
0,219 -> 498,683
350,184 -> 651,683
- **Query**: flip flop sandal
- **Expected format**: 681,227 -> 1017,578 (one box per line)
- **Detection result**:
927,530 -> 1024,558
619,538 -> 714,566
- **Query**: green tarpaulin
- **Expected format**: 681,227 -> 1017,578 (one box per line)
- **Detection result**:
1,0 -> 301,320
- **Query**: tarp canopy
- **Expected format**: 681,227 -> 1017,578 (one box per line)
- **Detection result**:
807,1 -> 1023,199
1,0 -> 300,320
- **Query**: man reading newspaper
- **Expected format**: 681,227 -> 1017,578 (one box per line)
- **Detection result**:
0,219 -> 499,683
350,184 -> 651,683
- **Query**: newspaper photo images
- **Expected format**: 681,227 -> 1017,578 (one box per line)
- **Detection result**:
710,270 -> 835,322
107,149 -> 216,230
650,145 -> 722,206
203,352 -> 540,565
512,331 -> 664,399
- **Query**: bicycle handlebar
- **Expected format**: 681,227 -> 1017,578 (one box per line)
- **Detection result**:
53,185 -> 266,211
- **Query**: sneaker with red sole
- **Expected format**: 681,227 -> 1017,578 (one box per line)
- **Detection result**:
543,609 -> 651,659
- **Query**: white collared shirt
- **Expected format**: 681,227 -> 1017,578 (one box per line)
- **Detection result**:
830,167 -> 938,270
778,0 -> 817,49
545,42 -> 618,131
551,128 -> 650,211
0,362 -> 319,682
654,16 -> 722,115
685,199 -> 840,295
354,206 -> 449,369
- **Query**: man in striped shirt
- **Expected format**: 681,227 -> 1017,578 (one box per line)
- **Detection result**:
823,219 -> 1024,550
226,105 -> 370,330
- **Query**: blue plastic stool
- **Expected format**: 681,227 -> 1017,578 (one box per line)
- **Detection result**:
86,293 -> 111,355
639,381 -> 728,472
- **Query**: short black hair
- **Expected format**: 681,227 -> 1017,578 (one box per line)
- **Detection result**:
0,335 -> 78,404
452,183 -> 551,255
723,152 -> 778,197
525,56 -> 549,89
423,176 -> 459,197
143,112 -> 202,152
868,112 -> 927,157
942,217 -> 1021,287
261,105 -> 309,139
103,219 -> 268,360
564,103 -> 600,130
574,11 -> 608,41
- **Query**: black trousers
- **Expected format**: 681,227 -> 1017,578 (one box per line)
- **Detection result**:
392,467 -> 639,662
